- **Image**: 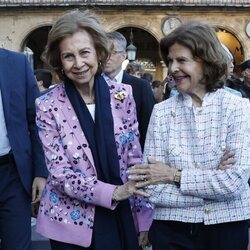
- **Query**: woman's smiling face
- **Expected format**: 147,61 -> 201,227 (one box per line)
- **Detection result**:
59,30 -> 98,88
167,42 -> 206,96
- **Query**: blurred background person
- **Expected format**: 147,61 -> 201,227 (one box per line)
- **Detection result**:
128,22 -> 250,250
151,80 -> 164,103
221,44 -> 242,97
103,31 -> 155,150
162,75 -> 179,100
239,59 -> 250,99
34,68 -> 53,93
35,9 -> 152,250
126,62 -> 144,78
141,72 -> 153,85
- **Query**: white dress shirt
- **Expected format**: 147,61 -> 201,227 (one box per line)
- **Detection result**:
0,89 -> 11,156
144,89 -> 250,225
102,69 -> 124,84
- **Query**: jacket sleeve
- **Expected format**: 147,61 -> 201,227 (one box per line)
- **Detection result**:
180,98 -> 250,200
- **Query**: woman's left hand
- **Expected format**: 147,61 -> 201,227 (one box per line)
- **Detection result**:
218,150 -> 235,170
138,231 -> 150,248
127,158 -> 176,188
112,180 -> 150,202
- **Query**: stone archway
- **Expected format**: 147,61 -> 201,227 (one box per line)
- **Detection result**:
216,27 -> 244,65
117,27 -> 163,81
103,15 -> 162,43
21,25 -> 51,69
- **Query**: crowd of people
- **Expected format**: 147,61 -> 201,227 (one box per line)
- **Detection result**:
0,8 -> 249,250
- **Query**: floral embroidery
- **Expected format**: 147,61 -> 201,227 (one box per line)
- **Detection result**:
70,209 -> 81,221
119,134 -> 128,145
134,197 -> 154,210
81,194 -> 92,203
119,131 -> 135,145
49,192 -> 59,204
114,91 -> 127,101
128,132 -> 135,142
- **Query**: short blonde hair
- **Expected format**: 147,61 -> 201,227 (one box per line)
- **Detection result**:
44,9 -> 110,80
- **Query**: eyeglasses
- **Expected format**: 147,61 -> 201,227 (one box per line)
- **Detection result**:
111,50 -> 125,55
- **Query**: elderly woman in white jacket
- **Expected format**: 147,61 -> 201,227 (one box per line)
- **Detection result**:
128,22 -> 250,250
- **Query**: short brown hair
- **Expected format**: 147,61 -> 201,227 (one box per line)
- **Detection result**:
44,9 -> 110,80
126,62 -> 144,76
160,22 -> 228,92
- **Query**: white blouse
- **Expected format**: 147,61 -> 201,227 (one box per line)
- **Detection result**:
87,104 -> 95,121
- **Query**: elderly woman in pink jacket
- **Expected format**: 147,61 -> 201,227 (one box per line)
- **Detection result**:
35,9 -> 152,250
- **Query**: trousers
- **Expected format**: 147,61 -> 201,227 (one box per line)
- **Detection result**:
0,160 -> 31,250
149,219 -> 249,250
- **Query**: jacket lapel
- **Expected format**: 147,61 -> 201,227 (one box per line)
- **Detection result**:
58,85 -> 95,168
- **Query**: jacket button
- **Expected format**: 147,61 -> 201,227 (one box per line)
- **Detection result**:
194,162 -> 201,168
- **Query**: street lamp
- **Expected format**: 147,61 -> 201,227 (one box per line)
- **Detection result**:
126,28 -> 137,61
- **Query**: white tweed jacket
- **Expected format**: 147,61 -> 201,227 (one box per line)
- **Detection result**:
144,89 -> 250,225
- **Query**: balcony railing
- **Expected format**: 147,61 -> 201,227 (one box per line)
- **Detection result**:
0,0 -> 249,7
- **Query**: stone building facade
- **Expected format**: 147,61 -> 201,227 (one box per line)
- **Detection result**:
0,0 -> 249,80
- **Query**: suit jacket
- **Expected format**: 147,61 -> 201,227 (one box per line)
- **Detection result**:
35,80 -> 153,247
122,71 -> 155,149
0,48 -> 47,194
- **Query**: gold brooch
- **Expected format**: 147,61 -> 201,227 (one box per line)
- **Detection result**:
114,91 -> 127,101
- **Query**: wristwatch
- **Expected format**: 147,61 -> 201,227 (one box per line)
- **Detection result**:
173,169 -> 182,187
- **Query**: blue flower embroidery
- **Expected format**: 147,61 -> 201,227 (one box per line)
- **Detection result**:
39,94 -> 48,101
70,209 -> 81,221
119,134 -> 128,145
128,132 -> 135,142
49,192 -> 59,204
119,131 -> 135,145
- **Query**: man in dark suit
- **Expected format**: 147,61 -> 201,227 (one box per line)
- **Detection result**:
103,32 -> 155,149
0,48 -> 48,249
